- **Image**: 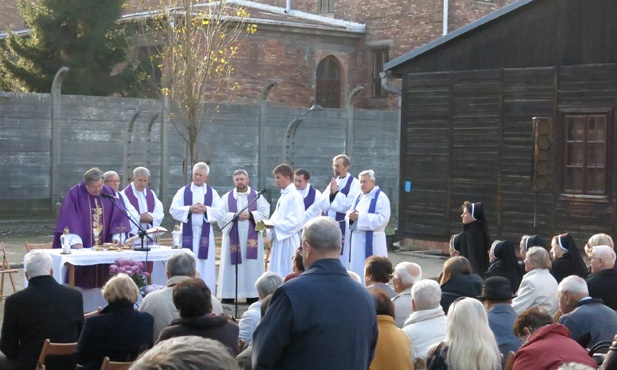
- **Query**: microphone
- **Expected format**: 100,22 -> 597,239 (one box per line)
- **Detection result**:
257,189 -> 267,195
100,193 -> 116,200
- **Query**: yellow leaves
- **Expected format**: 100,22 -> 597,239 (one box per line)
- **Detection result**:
203,20 -> 209,25
246,24 -> 257,34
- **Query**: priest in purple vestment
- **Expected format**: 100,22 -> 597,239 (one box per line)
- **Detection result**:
53,167 -> 131,288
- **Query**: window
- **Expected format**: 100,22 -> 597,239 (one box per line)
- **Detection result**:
319,0 -> 334,13
563,114 -> 608,195
371,47 -> 389,98
316,56 -> 341,108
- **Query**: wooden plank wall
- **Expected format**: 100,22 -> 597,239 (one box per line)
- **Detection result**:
401,64 -> 617,245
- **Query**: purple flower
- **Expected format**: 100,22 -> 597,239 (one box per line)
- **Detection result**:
128,259 -> 137,266
115,258 -> 126,267
117,267 -> 128,274
130,265 -> 140,274
109,265 -> 118,275
142,271 -> 151,278
137,261 -> 145,270
126,270 -> 134,277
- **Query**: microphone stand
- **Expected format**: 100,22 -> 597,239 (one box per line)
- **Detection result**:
103,193 -> 153,252
220,190 -> 265,318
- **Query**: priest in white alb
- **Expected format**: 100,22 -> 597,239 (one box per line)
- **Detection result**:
215,169 -> 270,303
346,169 -> 391,282
320,154 -> 361,269
265,164 -> 304,277
169,162 -> 222,293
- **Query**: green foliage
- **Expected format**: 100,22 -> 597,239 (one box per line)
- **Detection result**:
0,0 -> 142,96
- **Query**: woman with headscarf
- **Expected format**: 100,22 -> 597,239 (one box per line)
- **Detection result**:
550,233 -> 588,283
484,240 -> 525,293
448,233 -> 461,257
518,235 -> 545,260
459,201 -> 491,274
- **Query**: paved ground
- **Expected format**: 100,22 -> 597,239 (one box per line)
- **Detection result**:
0,219 -> 448,326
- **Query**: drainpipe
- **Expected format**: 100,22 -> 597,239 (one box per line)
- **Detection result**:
379,70 -> 402,236
443,0 -> 449,35
286,0 -> 291,13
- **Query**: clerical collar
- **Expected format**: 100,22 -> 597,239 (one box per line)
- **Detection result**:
237,189 -> 248,197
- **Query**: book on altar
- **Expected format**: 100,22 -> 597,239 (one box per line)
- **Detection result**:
146,226 -> 168,235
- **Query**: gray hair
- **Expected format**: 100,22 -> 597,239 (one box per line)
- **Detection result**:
232,169 -> 249,178
358,169 -> 375,181
83,167 -> 104,185
411,279 -> 442,310
193,162 -> 210,175
130,336 -> 240,370
302,216 -> 342,252
103,171 -> 119,182
558,275 -> 589,296
167,251 -> 197,277
254,272 -> 283,298
592,245 -> 616,266
25,250 -> 53,278
133,166 -> 150,178
394,262 -> 422,286
526,246 -> 552,270
102,273 -> 140,304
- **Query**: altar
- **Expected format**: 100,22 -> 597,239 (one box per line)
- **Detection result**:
26,247 -> 186,311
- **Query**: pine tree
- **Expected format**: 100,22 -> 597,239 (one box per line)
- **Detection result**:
0,0 -> 138,96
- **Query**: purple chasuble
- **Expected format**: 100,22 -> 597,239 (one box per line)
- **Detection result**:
53,182 -> 131,288
303,185 -> 317,211
182,184 -> 213,259
123,185 -> 156,217
227,189 -> 259,265
353,189 -> 381,259
335,175 -> 354,253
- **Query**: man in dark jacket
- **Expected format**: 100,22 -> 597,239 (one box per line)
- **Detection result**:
586,245 -> 617,310
558,275 -> 617,349
0,250 -> 84,370
252,216 -> 378,370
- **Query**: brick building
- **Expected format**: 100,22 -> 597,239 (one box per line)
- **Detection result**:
1,0 -> 515,109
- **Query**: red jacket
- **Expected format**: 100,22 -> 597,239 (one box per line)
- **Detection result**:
513,323 -> 596,370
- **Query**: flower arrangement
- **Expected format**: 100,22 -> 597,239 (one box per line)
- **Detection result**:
109,258 -> 150,288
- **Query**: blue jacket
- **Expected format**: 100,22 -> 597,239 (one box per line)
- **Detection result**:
487,303 -> 521,363
252,258 -> 378,369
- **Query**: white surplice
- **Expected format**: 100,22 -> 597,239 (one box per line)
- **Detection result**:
169,183 -> 222,293
296,184 -> 322,240
121,183 -> 165,235
345,186 -> 390,281
320,173 -> 361,269
215,187 -> 270,299
267,183 -> 304,277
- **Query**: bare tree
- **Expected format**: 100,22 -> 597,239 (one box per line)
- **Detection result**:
128,0 -> 256,174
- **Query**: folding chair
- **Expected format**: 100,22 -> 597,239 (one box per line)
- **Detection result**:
0,242 -> 18,301
36,339 -> 77,370
25,241 -> 53,252
100,356 -> 133,370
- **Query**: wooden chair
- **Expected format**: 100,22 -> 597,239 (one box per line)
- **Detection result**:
553,310 -> 563,322
84,307 -> 102,319
100,356 -> 132,370
25,241 -> 53,252
36,339 -> 77,370
503,351 -> 516,370
0,242 -> 18,301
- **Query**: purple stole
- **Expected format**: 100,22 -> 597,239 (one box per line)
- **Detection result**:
182,184 -> 213,259
227,189 -> 259,265
335,175 -> 354,253
124,185 -> 155,216
303,185 -> 317,211
353,189 -> 381,258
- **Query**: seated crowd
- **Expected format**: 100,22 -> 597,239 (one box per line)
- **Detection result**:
2,220 -> 617,370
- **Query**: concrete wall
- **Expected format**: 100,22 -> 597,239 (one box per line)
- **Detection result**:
0,92 -> 399,221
